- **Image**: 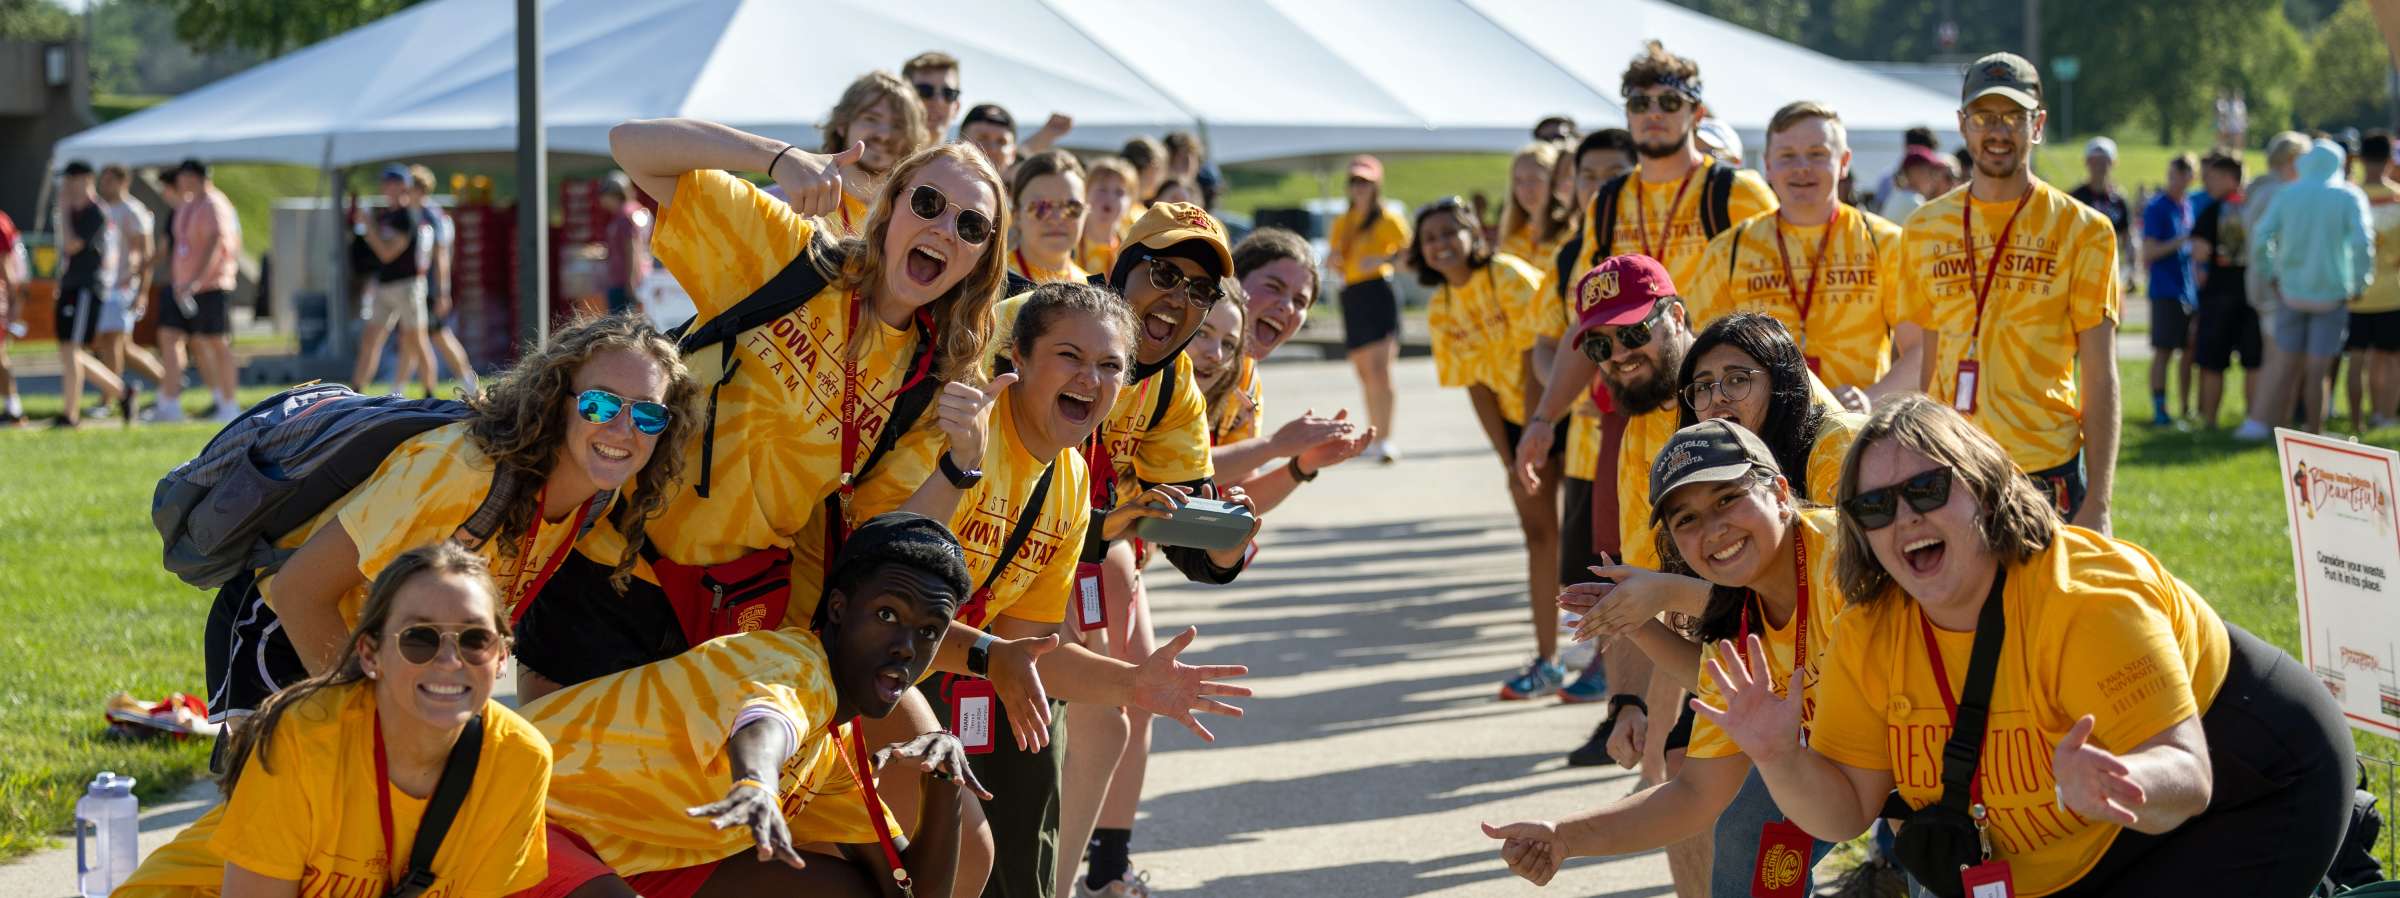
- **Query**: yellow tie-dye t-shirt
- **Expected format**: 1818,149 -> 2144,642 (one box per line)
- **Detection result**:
1428,255 -> 1543,424
990,294 -> 1214,504
1012,247 -> 1091,286
1576,159 -> 1779,296
1809,526 -> 2228,897
1686,507 -> 1848,760
644,168 -> 947,566
1616,406 -> 1683,570
1805,408 -> 1865,506
1499,224 -> 1570,294
526,628 -> 901,875
266,422 -> 598,627
1688,207 -> 1907,391
1897,178 -> 2121,472
114,686 -> 551,898
1330,206 -> 1410,286
1210,356 -> 1265,447
786,390 -> 1091,629
1077,233 -> 1123,280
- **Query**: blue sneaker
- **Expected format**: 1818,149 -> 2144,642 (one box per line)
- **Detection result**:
1499,657 -> 1567,700
1557,663 -> 1609,703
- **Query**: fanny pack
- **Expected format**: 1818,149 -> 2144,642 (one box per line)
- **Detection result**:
1883,567 -> 2007,898
646,547 -> 794,647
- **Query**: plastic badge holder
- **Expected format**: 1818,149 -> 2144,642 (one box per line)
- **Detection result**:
1133,498 -> 1256,551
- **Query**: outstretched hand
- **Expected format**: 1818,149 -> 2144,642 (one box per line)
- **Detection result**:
1689,634 -> 1805,765
1129,627 -> 1251,741
687,778 -> 808,870
987,632 -> 1061,752
2052,714 -> 2146,826
874,732 -> 994,801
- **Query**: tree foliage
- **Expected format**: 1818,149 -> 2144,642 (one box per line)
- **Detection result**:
86,0 -> 262,96
2295,1 -> 2393,131
0,0 -> 75,41
150,0 -> 420,56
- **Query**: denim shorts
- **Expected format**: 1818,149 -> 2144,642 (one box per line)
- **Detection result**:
2273,304 -> 2350,357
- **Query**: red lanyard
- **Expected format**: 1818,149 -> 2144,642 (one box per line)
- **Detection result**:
1771,209 -> 1844,352
371,715 -> 402,892
1736,533 -> 1811,685
837,291 -> 939,532
1917,610 -> 1985,807
1013,248 -> 1032,281
1630,166 -> 1701,260
838,197 -> 855,232
1083,431 -> 1114,507
506,487 -> 591,626
834,722 -> 913,896
1960,189 -> 2032,354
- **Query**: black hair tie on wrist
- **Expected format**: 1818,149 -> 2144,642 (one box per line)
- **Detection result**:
768,143 -> 796,180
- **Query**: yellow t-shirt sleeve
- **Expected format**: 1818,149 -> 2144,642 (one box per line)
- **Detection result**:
334,432 -> 480,590
1870,215 -> 1908,334
2053,592 -> 2202,754
1137,364 -> 1215,486
846,416 -> 948,519
1806,609 -> 1893,773
1498,256 -> 1545,353
654,169 -> 820,324
212,721 -> 319,881
1729,171 -> 1780,225
1806,411 -> 1864,507
1687,228 -> 1737,329
1427,286 -> 1469,387
2069,213 -> 2123,333
1376,212 -> 1410,257
1686,639 -> 1745,760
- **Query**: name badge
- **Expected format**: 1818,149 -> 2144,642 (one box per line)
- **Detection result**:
1750,819 -> 1811,898
950,677 -> 996,755
1959,859 -> 2015,898
1953,360 -> 1981,414
1074,562 -> 1107,632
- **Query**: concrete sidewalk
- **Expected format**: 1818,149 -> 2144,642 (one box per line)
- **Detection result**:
0,357 -> 1674,897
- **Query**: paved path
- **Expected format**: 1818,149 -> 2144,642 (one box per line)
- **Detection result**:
1,356 -> 1675,897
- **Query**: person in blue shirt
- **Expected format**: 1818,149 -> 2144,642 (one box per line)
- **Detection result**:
2142,153 -> 2200,426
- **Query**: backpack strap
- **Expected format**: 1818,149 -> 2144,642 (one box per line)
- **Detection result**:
675,246 -> 835,499
452,468 -> 531,550
1552,226 -> 1585,302
1586,173 -> 1631,272
1726,221 -> 1746,279
974,465 -> 1057,600
1934,567 -> 2009,813
386,712 -> 484,898
1701,164 -> 1739,238
1147,361 -> 1179,432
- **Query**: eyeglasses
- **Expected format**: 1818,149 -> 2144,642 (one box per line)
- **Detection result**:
913,83 -> 961,103
392,625 -> 503,665
910,184 -> 994,246
1841,467 -> 1956,531
1138,252 -> 1225,307
576,389 -> 671,435
1623,93 -> 1691,115
1578,300 -> 1672,365
1025,198 -> 1087,221
1680,366 -> 1764,410
1963,109 -> 2029,132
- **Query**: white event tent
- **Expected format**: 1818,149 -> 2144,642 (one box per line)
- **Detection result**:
55,0 -> 1960,171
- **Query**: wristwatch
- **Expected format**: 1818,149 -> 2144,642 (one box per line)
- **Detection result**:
939,451 -> 984,490
967,632 -> 998,677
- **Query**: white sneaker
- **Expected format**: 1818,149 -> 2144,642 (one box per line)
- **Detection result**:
151,400 -> 186,423
2230,420 -> 2272,442
1074,871 -> 1153,898
210,401 -> 240,424
1367,440 -> 1401,464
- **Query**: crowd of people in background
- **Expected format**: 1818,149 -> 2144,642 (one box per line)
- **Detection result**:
2,29 -> 2371,898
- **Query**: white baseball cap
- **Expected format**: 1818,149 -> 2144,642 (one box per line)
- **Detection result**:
1696,120 -> 1744,165
2084,136 -> 2119,161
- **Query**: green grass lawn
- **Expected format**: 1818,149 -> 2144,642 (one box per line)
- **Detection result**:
0,360 -> 2393,863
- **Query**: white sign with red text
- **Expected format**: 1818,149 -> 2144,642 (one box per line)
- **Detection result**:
2277,428 -> 2400,739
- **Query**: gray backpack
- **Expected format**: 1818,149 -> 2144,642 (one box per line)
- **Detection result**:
153,383 -> 498,588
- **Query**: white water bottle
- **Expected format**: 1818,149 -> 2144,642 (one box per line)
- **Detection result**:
75,771 -> 138,898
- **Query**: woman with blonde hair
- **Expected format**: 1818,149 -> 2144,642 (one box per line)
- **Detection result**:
1079,156 -> 1140,275
1500,141 -> 1575,284
1007,149 -> 1092,289
124,544 -> 552,897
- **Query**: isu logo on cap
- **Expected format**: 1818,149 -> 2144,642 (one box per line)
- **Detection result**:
1171,205 -> 1215,232
1984,63 -> 2016,81
1578,269 -> 1620,312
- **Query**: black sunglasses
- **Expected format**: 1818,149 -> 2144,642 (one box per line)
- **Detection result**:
913,83 -> 961,103
1578,300 -> 1672,365
910,184 -> 994,246
1842,467 -> 1956,531
1623,93 -> 1692,115
393,625 -> 503,665
1137,252 -> 1225,307
576,389 -> 671,435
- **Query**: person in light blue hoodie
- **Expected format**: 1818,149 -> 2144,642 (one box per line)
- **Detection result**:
2242,138 -> 2373,437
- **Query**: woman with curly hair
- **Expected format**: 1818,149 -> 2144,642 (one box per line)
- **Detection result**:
209,313 -> 698,718
124,544 -> 554,898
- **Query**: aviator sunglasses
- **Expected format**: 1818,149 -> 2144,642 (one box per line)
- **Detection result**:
576,389 -> 671,436
392,625 -> 503,665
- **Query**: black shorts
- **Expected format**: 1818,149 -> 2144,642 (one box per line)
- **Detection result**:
920,677 -> 1064,898
1497,418 -> 1568,460
1663,699 -> 1695,753
2346,309 -> 2400,351
203,570 -> 308,732
2195,289 -> 2263,371
53,281 -> 102,345
2148,297 -> 2193,350
2047,623 -> 2351,897
1338,277 -> 1400,351
510,549 -> 692,688
1559,477 -> 1604,586
160,289 -> 232,336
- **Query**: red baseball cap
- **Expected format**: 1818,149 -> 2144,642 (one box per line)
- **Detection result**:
1347,154 -> 1383,183
1566,254 -> 1678,346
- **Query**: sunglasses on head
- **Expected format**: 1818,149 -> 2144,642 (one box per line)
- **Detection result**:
576,389 -> 671,435
913,83 -> 961,103
1025,198 -> 1087,221
1578,300 -> 1672,365
1842,467 -> 1956,531
909,184 -> 994,246
1623,92 -> 1692,115
1138,252 -> 1225,307
392,624 -> 502,665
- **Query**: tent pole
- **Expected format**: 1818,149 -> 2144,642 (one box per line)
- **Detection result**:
323,141 -> 351,362
516,0 -> 548,350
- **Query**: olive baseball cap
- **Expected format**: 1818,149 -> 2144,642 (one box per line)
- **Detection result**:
1648,419 -> 1780,524
1961,52 -> 2041,110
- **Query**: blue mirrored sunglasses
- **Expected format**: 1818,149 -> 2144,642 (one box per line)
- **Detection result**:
576,389 -> 670,435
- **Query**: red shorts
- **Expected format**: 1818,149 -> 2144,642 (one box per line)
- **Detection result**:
509,824 -> 721,898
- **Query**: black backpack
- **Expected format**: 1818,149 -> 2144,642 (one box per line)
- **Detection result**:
1553,164 -> 1741,300
669,242 -> 940,501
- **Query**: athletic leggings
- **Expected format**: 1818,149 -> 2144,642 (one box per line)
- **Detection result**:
2048,622 -> 2352,896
